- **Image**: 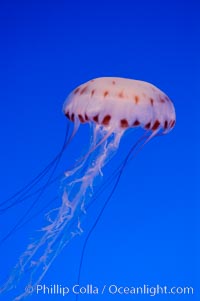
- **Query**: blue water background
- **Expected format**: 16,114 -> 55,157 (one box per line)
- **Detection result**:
0,0 -> 199,300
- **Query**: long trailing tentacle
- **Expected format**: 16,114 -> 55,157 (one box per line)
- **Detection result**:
7,143 -> 129,238
0,125 -> 117,300
75,130 -> 160,301
1,124 -> 160,300
0,125 -> 115,247
0,123 -> 74,247
0,123 -> 70,211
17,129 -> 161,251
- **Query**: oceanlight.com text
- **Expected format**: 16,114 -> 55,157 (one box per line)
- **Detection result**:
25,283 -> 195,297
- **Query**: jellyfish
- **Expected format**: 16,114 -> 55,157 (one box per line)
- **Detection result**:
0,77 -> 176,300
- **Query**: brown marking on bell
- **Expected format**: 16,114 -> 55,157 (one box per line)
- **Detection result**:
74,87 -> 80,94
78,114 -> 85,123
104,90 -> 109,97
65,112 -> 70,120
145,122 -> 151,129
160,97 -> 165,103
152,120 -> 160,130
120,119 -> 129,128
134,95 -> 139,104
112,80 -> 116,85
170,120 -> 175,128
91,89 -> 95,97
150,98 -> 154,106
85,114 -> 89,121
118,91 -> 124,98
133,119 -> 140,126
102,115 -> 111,125
80,86 -> 88,95
164,120 -> 168,129
93,115 -> 99,122
71,113 -> 75,122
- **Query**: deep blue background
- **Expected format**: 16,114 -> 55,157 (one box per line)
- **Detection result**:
0,0 -> 199,300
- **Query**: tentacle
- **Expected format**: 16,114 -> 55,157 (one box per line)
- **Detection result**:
0,125 -> 122,300
0,122 -> 73,246
75,131 -> 157,300
64,125 -> 114,178
0,123 -> 71,212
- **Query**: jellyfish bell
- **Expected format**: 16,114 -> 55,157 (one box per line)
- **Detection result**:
62,77 -> 176,181
0,77 -> 175,301
63,77 -> 175,134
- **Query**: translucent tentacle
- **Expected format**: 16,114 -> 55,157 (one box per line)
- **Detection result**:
76,130 -> 159,301
1,125 -> 123,300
